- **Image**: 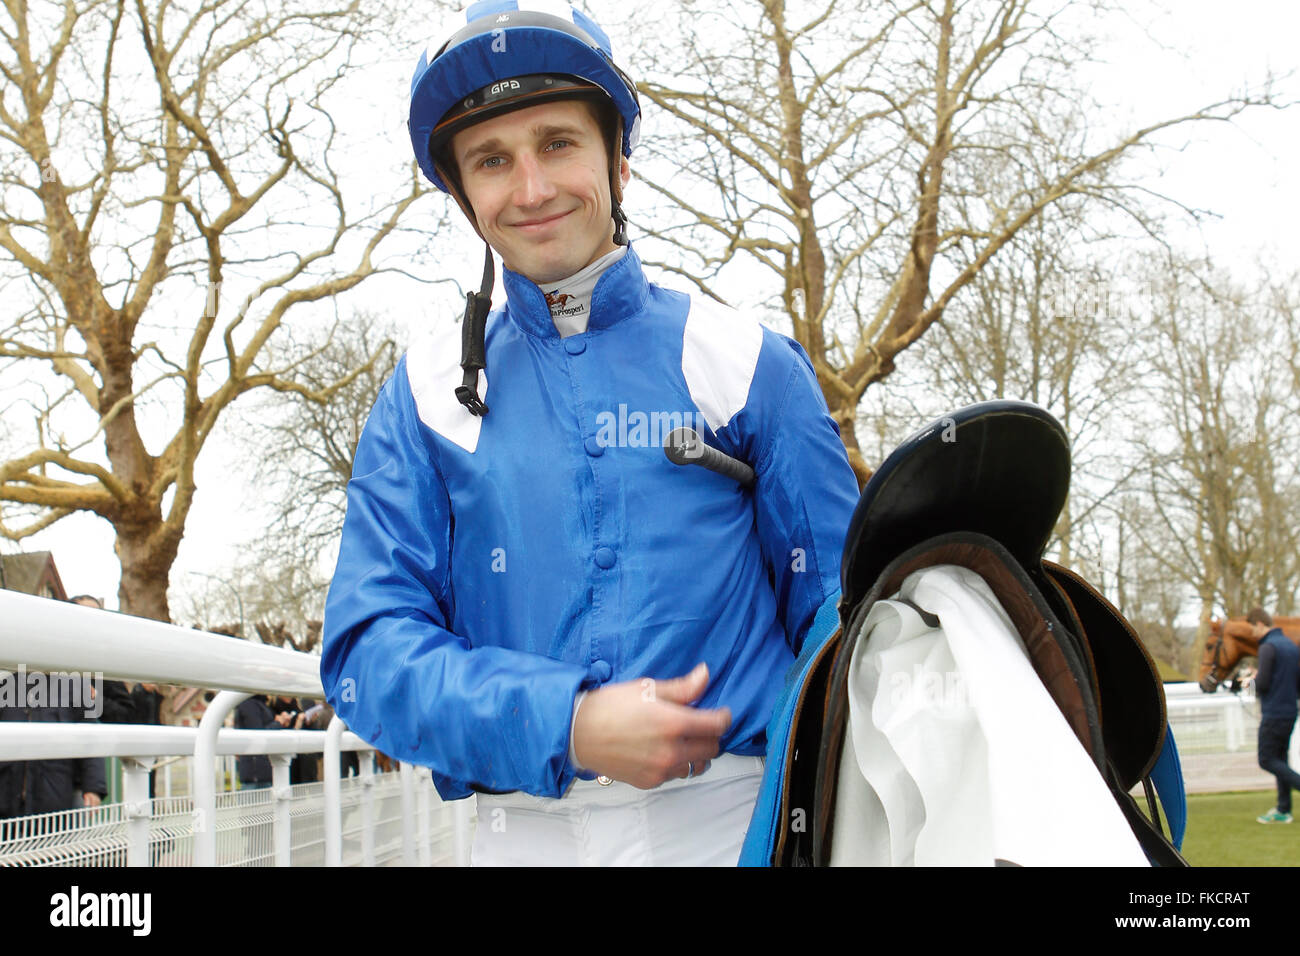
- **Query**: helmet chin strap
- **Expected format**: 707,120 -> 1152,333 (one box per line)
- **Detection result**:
612,196 -> 628,247
610,118 -> 628,247
456,242 -> 493,417
435,161 -> 492,417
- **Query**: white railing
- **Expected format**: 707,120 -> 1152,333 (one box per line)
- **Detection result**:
1163,681 -> 1300,794
0,590 -> 474,866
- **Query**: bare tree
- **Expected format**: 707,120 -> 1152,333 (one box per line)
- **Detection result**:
0,0 -> 430,619
1131,259 -> 1300,641
1112,492 -> 1197,676
167,310 -> 405,643
918,206 -> 1149,574
630,0 -> 1276,483
195,313 -> 402,623
243,314 -> 400,566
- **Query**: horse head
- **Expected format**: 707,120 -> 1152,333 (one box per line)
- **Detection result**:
1198,621 -> 1229,692
1199,618 -> 1262,692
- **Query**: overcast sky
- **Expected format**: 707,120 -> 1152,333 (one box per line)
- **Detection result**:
11,0 -> 1299,615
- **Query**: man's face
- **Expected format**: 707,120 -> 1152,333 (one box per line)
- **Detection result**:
451,99 -> 629,285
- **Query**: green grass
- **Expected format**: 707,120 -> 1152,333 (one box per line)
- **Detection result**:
1176,791 -> 1300,865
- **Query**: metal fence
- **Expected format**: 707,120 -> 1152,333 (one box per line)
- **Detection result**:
0,764 -> 471,867
4,588 -> 1291,867
0,590 -> 474,866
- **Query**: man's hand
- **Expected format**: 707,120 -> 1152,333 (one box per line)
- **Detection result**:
83,792 -> 101,808
571,663 -> 731,789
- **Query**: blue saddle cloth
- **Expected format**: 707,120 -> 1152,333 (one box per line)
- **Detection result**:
1151,725 -> 1187,851
738,591 -> 840,867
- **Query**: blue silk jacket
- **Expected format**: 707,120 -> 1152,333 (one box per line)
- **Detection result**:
321,246 -> 860,799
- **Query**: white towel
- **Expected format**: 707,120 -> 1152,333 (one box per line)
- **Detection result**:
830,564 -> 1149,866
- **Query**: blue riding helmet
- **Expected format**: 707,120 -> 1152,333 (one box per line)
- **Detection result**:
408,1 -> 641,194
408,2 -> 642,418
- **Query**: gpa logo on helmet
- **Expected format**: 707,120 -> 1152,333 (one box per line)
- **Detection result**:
489,79 -> 522,97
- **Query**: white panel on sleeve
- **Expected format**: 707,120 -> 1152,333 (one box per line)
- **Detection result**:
407,316 -> 486,454
681,297 -> 763,432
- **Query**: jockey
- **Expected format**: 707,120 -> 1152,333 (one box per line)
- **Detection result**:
321,1 -> 861,865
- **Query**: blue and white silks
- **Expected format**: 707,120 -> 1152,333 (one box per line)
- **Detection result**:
321,245 -> 861,800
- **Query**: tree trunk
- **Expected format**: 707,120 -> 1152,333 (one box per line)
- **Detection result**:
115,519 -> 181,622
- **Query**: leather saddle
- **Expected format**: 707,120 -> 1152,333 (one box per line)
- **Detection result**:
741,400 -> 1185,866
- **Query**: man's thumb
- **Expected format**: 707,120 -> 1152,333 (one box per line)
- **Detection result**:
655,663 -> 709,704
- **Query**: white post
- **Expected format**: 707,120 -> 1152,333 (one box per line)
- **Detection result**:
1225,695 -> 1244,751
417,767 -> 432,867
324,716 -> 344,867
360,752 -> 375,868
452,797 -> 473,867
195,690 -> 249,867
270,754 -> 292,867
400,761 -> 415,866
122,757 -> 155,867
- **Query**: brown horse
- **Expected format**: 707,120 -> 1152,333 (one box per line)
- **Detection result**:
1199,616 -> 1300,692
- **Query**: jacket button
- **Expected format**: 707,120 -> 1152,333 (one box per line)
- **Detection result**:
593,547 -> 616,569
588,660 -> 612,682
584,436 -> 605,457
564,338 -> 587,355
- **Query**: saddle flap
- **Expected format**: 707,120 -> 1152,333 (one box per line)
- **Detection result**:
1044,562 -> 1167,790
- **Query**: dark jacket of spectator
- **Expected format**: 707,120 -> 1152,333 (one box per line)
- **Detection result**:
98,681 -> 167,798
1256,628 -> 1300,721
99,680 -> 137,723
0,683 -> 108,818
234,696 -> 282,785
99,681 -> 164,725
271,696 -> 320,784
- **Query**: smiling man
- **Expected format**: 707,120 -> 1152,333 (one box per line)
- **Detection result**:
452,101 -> 626,285
321,1 -> 860,866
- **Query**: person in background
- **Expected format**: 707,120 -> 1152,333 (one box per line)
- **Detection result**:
70,595 -> 134,726
72,593 -> 167,798
1247,607 -> 1300,824
0,598 -> 108,818
270,695 -> 319,783
234,694 -> 303,790
297,702 -> 363,777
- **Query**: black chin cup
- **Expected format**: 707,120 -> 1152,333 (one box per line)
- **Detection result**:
612,197 -> 628,246
456,244 -> 494,417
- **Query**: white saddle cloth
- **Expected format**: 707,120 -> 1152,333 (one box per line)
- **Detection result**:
829,564 -> 1148,867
